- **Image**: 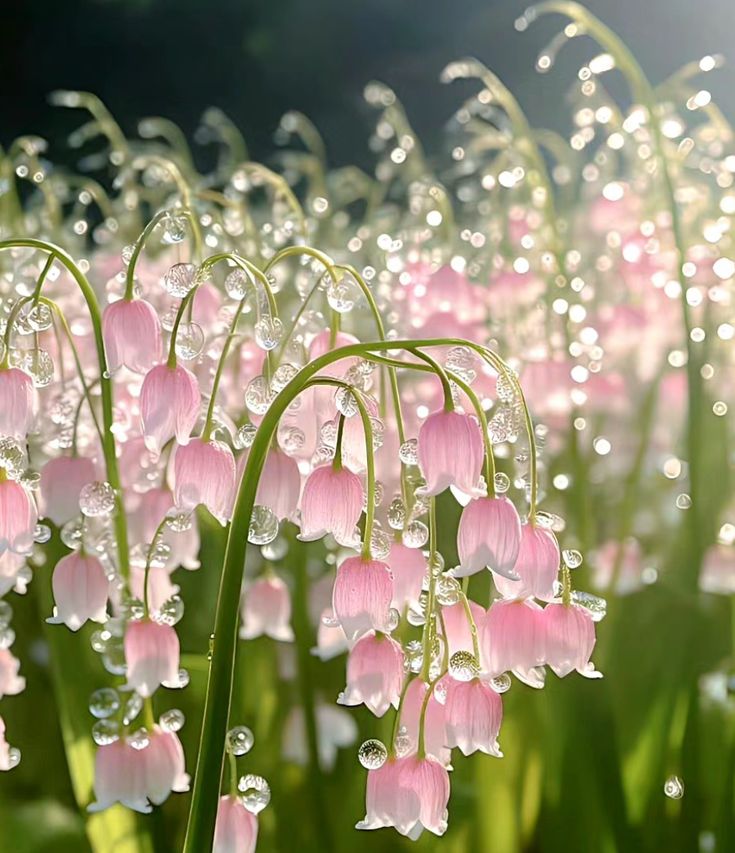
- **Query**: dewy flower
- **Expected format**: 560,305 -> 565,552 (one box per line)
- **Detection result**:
88,739 -> 152,814
339,631 -> 404,716
444,677 -> 503,757
0,476 -> 37,555
173,438 -> 236,525
255,448 -> 301,521
332,555 -> 394,642
40,456 -> 97,526
417,409 -> 484,497
440,599 -> 487,659
0,649 -> 25,699
494,523 -> 560,601
102,297 -> 162,373
124,618 -> 180,697
143,727 -> 190,805
213,795 -> 259,853
542,602 -> 602,679
455,495 -> 522,579
140,363 -> 201,455
240,575 -> 295,642
357,754 -> 450,839
389,542 -> 427,611
0,717 -> 18,772
0,366 -> 36,439
399,678 -> 450,767
46,551 -> 109,631
482,598 -> 546,688
298,463 -> 364,546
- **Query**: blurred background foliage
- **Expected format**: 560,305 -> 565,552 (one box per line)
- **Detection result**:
1,1 -> 735,852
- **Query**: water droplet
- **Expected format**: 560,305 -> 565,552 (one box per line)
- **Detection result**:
490,673 -> 512,693
225,268 -> 255,301
33,523 -> 52,544
159,708 -> 185,733
387,497 -> 406,530
234,423 -> 258,449
358,739 -> 388,770
399,439 -> 418,465
664,775 -> 684,799
89,688 -> 120,719
327,271 -> 361,314
248,505 -> 279,545
165,511 -> 193,533
562,549 -> 583,569
370,527 -> 391,560
128,728 -> 150,750
6,746 -> 21,769
156,595 -> 184,626
403,520 -> 428,549
25,303 -> 53,332
496,373 -> 517,402
0,627 -> 16,649
226,725 -> 255,756
245,375 -> 273,415
571,590 -> 607,622
494,472 -> 511,494
254,315 -> 283,351
162,213 -> 187,244
335,386 -> 359,417
435,574 -> 461,606
79,482 -> 116,518
164,263 -> 197,298
175,322 -> 204,360
92,719 -> 120,745
122,693 -> 144,726
0,601 -> 12,627
270,363 -> 299,393
676,494 -> 692,510
238,773 -> 271,813
449,650 -> 480,681
261,537 -> 288,562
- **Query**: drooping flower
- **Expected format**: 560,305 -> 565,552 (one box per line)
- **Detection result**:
124,618 -> 180,697
255,448 -> 301,521
481,598 -> 546,688
542,602 -> 602,679
143,727 -> 190,805
398,678 -> 450,767
311,608 -> 349,661
0,477 -> 37,555
389,542 -> 427,611
140,363 -> 201,455
46,550 -> 109,631
332,555 -> 393,642
455,496 -> 521,579
339,631 -> 404,717
357,754 -> 450,839
444,677 -> 503,757
494,523 -> 560,601
282,703 -> 358,771
40,455 -> 97,526
102,297 -> 162,374
0,649 -> 25,699
88,738 -> 151,813
440,599 -> 486,660
173,438 -> 236,525
417,409 -> 484,497
298,463 -> 363,546
240,575 -> 295,642
0,367 -> 36,439
213,795 -> 259,853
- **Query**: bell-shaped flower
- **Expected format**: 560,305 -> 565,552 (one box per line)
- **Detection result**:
173,438 -> 236,525
102,297 -> 162,374
46,551 -> 109,631
481,598 -> 546,688
417,409 -> 484,497
542,602 -> 602,679
40,456 -> 97,526
124,618 -> 180,697
357,754 -> 450,839
213,795 -> 259,853
0,716 -> 18,771
240,575 -> 295,642
494,523 -> 559,601
399,678 -> 450,767
389,542 -> 427,611
338,631 -> 404,717
0,551 -> 27,597
332,555 -> 393,642
298,463 -> 363,546
140,363 -> 201,455
456,496 -> 521,579
0,649 -> 25,699
143,727 -> 190,805
440,599 -> 486,660
255,448 -> 301,521
88,738 -> 151,813
0,367 -> 36,439
311,608 -> 349,661
0,478 -> 37,555
444,677 -> 503,757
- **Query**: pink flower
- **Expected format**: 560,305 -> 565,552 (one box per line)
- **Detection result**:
47,551 -> 109,631
0,478 -> 37,555
124,619 -> 180,697
240,575 -> 295,642
0,551 -> 26,597
214,795 -> 259,853
311,608 -> 349,661
494,523 -> 560,601
339,631 -> 404,716
140,364 -> 201,455
143,727 -> 190,805
0,649 -> 25,699
357,755 -> 450,839
282,703 -> 357,770
102,297 -> 162,373
417,409 -> 484,497
389,542 -> 427,611
0,717 -> 18,772
481,599 -> 546,688
298,464 -> 363,546
399,678 -> 450,766
542,602 -> 602,679
0,367 -> 36,439
173,438 -> 236,525
88,739 -> 151,813
440,599 -> 486,659
444,677 -> 502,757
332,555 -> 393,642
456,496 -> 521,579
255,449 -> 301,521
40,456 -> 97,526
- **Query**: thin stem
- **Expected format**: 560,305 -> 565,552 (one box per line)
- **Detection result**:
124,209 -> 169,299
